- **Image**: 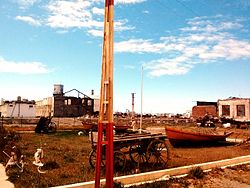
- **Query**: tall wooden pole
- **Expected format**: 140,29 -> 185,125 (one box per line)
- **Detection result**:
95,0 -> 114,187
140,66 -> 143,134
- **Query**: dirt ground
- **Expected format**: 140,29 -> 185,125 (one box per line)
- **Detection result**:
197,165 -> 250,188
133,163 -> 250,188
1,122 -> 250,187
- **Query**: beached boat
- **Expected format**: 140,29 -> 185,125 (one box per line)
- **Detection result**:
165,127 -> 233,145
81,122 -> 131,132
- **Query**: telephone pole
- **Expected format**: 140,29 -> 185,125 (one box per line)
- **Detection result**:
95,0 -> 114,188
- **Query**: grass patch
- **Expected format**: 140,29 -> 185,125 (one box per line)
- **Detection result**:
53,131 -> 80,138
10,132 -> 92,187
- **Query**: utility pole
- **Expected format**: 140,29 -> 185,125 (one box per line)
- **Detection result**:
131,93 -> 135,120
95,0 -> 114,188
139,66 -> 144,133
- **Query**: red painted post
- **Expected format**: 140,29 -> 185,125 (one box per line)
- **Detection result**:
94,123 -> 103,188
106,122 -> 114,187
94,0 -> 114,187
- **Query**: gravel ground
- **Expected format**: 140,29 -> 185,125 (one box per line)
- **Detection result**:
184,164 -> 250,188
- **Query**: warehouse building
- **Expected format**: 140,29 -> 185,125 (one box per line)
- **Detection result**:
0,96 -> 36,117
36,84 -> 97,117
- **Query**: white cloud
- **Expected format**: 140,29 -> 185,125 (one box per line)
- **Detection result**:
44,0 -> 134,36
16,0 -> 39,8
147,59 -> 192,76
92,7 -> 104,15
115,16 -> 250,76
114,19 -> 135,31
0,57 -> 50,74
115,39 -> 163,53
183,17 -> 243,33
13,0 -> 140,37
87,29 -> 103,37
16,16 -> 41,26
46,0 -> 92,28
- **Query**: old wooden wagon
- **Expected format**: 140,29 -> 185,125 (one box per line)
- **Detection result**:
88,130 -> 170,172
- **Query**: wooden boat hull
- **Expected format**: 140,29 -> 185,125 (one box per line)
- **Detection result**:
165,127 -> 233,145
81,122 -> 131,132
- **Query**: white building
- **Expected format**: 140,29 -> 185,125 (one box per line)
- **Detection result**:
0,97 -> 36,117
218,97 -> 250,122
89,90 -> 100,113
35,97 -> 53,117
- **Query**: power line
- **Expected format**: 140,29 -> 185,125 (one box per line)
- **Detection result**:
174,0 -> 200,17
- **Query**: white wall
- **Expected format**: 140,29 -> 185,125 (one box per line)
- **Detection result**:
1,103 -> 36,117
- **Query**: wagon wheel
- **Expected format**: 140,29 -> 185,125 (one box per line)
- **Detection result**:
146,139 -> 169,168
89,150 -> 105,169
114,151 -> 126,172
129,144 -> 147,164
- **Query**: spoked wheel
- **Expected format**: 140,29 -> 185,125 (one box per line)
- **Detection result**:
89,150 -> 105,169
114,151 -> 126,172
129,144 -> 147,164
146,139 -> 169,168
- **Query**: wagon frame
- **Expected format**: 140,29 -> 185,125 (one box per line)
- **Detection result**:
88,130 -> 170,172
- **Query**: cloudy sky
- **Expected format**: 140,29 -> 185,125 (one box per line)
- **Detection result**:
0,0 -> 250,114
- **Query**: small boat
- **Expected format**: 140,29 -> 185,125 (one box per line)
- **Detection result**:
81,121 -> 131,132
81,122 -> 97,131
165,127 -> 233,146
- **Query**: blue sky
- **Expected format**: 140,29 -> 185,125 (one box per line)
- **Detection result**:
0,0 -> 250,114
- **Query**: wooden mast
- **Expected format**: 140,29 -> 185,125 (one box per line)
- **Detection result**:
95,0 -> 114,187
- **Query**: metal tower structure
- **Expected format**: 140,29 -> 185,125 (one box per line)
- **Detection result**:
131,93 -> 135,120
95,0 -> 114,187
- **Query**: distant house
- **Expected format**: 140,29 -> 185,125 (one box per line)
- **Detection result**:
218,97 -> 250,122
192,101 -> 217,119
89,90 -> 100,114
0,97 -> 36,117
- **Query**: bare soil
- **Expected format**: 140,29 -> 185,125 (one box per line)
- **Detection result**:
133,164 -> 250,188
1,121 -> 250,187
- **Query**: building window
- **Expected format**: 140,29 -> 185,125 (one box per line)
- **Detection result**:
88,100 -> 92,106
237,105 -> 245,117
29,105 -> 33,108
9,104 -> 13,107
222,105 -> 230,116
65,99 -> 71,105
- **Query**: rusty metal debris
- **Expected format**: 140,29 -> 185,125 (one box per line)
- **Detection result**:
35,116 -> 57,134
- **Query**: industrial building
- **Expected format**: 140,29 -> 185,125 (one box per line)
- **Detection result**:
0,85 -> 100,118
36,84 -> 98,117
218,97 -> 250,122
